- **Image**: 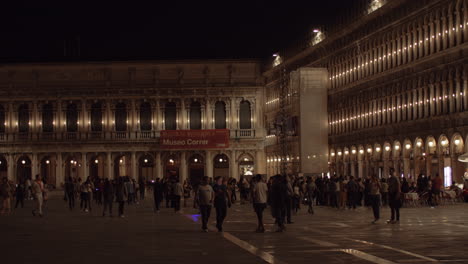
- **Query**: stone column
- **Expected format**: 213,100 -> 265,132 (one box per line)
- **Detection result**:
230,150 -> 238,180
81,99 -> 87,132
155,152 -> 162,179
31,153 -> 38,179
131,151 -> 137,180
106,152 -> 113,179
255,149 -> 266,175
358,160 -> 363,178
230,98 -> 237,129
403,158 -> 410,179
180,152 -> 187,183
7,154 -> 14,181
56,100 -> 62,139
205,100 -> 212,129
56,153 -> 63,187
206,150 -> 213,178
82,152 -> 88,179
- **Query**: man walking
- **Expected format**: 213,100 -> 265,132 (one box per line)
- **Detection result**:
173,179 -> 184,213
197,176 -> 214,232
270,175 -> 288,232
305,177 -> 317,214
65,176 -> 75,210
213,177 -> 231,232
153,178 -> 164,213
347,176 -> 359,210
387,169 -> 401,224
252,174 -> 268,232
102,179 -> 115,217
31,175 -> 44,217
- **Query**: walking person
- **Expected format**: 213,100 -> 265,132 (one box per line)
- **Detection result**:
173,179 -> 183,213
183,180 -> 191,207
347,176 -> 359,210
153,178 -> 164,213
139,177 -> 146,201
64,177 -> 75,210
196,176 -> 214,232
115,177 -> 128,218
102,179 -> 115,217
0,177 -> 13,215
252,174 -> 268,232
387,169 -> 402,224
14,180 -> 25,209
381,178 -> 389,207
305,177 -> 317,214
270,175 -> 288,232
213,176 -> 231,232
285,176 -> 294,224
31,175 -> 44,217
369,175 -> 381,224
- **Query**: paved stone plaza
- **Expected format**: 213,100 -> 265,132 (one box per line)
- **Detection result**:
1,194 -> 468,264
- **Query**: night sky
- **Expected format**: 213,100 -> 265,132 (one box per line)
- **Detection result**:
1,0 -> 355,62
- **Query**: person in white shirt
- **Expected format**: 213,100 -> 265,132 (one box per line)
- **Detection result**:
252,174 -> 268,233
31,175 -> 44,217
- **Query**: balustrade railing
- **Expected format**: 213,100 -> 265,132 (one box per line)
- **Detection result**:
0,129 -> 258,143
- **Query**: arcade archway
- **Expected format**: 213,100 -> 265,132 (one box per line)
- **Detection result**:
139,154 -> 155,181
213,154 -> 229,179
17,156 -> 31,183
188,154 -> 204,185
89,154 -> 106,179
0,156 -> 7,180
114,154 -> 131,178
40,156 -> 56,187
164,154 -> 179,181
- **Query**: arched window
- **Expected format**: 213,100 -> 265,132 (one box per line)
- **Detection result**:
91,102 -> 103,132
42,103 -> 54,132
239,100 -> 251,129
214,101 -> 226,129
115,103 -> 127,132
0,105 -> 5,133
164,102 -> 176,130
66,103 -> 78,132
18,104 -> 29,133
140,102 -> 152,131
190,101 -> 201,130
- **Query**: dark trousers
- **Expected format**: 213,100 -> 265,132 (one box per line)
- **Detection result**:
15,196 -> 24,208
254,203 -> 266,227
200,204 -> 212,230
370,194 -> 381,220
118,201 -> 125,216
348,191 -> 357,209
140,189 -> 145,200
165,193 -> 171,208
272,206 -> 285,228
173,195 -> 181,212
215,205 -> 227,231
330,192 -> 338,208
67,192 -> 75,210
285,197 -> 292,222
103,200 -> 113,215
307,195 -> 314,214
154,197 -> 161,211
389,193 -> 400,221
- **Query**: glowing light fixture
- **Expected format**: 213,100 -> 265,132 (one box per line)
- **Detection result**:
385,146 -> 390,151
454,139 -> 461,145
405,144 -> 411,150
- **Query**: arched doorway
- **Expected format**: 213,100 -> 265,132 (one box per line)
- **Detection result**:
238,154 -> 254,178
114,154 -> 131,178
65,156 -> 80,180
164,154 -> 179,181
17,156 -> 32,183
213,154 -> 229,179
40,156 -> 56,187
188,154 -> 204,185
139,154 -> 155,181
89,154 -> 105,179
0,156 -> 7,180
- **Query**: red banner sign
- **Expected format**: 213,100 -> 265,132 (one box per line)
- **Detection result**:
160,129 -> 229,149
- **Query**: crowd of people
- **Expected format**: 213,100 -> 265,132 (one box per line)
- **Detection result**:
1,170 -> 468,233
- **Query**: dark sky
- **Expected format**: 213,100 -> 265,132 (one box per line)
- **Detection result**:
0,0 -> 355,62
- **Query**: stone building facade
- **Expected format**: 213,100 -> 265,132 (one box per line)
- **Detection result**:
0,61 -> 266,187
264,0 -> 468,185
2,0 -> 468,187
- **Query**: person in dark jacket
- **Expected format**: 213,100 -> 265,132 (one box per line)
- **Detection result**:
15,180 -> 25,209
269,175 -> 288,232
102,179 -> 115,217
213,176 -> 231,232
115,177 -> 128,218
153,178 -> 164,213
64,177 -> 75,210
